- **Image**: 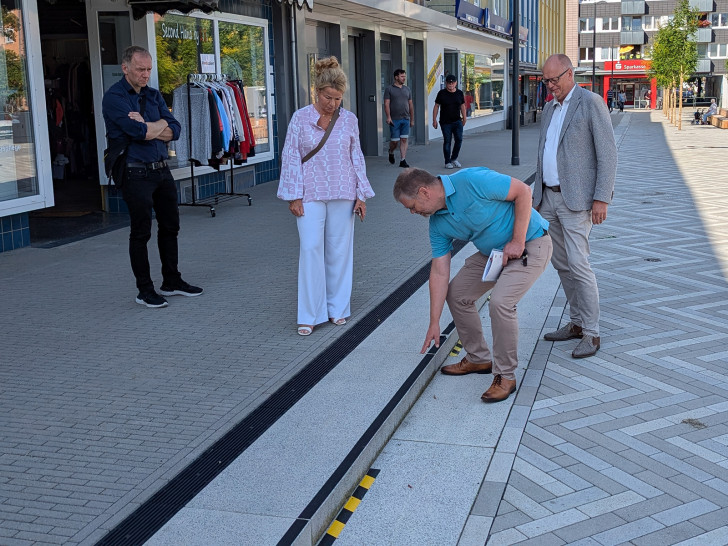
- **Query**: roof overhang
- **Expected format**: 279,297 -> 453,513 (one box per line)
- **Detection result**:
310,0 -> 456,32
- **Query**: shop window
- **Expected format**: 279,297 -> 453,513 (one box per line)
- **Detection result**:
154,11 -> 271,163
460,53 -> 504,118
0,1 -> 39,203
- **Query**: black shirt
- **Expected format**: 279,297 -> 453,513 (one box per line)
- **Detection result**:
435,88 -> 465,124
102,77 -> 181,163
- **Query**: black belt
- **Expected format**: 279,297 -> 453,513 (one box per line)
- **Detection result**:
544,184 -> 561,192
127,160 -> 167,170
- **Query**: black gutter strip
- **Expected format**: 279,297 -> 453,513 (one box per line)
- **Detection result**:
97,241 -> 466,545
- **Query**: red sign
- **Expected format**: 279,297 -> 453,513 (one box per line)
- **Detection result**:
604,59 -> 652,71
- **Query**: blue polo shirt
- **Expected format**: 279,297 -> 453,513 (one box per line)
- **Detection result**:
102,77 -> 181,163
429,167 -> 549,258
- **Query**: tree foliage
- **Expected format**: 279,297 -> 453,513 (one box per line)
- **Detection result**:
648,0 -> 700,128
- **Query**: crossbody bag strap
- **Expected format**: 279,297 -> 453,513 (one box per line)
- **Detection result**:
301,106 -> 340,164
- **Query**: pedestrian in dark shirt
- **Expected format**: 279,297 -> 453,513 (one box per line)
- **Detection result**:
606,89 -> 614,113
102,45 -> 202,308
433,74 -> 466,169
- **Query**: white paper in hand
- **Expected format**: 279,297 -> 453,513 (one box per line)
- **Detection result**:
482,248 -> 504,282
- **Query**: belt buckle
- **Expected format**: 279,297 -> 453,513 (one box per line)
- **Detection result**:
150,161 -> 160,170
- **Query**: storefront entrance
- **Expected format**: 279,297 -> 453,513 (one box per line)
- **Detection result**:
35,0 -> 98,215
29,0 -> 133,243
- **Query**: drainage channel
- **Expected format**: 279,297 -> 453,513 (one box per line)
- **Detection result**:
97,241 -> 467,545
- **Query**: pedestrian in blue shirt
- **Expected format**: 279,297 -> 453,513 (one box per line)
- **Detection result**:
394,167 -> 552,403
102,46 -> 202,308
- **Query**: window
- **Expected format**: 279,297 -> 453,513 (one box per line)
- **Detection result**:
643,15 -> 655,30
579,17 -> 594,32
708,43 -> 728,58
622,16 -> 642,31
460,53 -> 504,118
601,16 -> 619,31
154,11 -> 271,161
0,1 -> 39,203
579,47 -> 594,61
598,47 -> 618,61
711,13 -> 728,27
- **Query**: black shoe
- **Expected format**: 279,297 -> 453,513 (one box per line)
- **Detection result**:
159,279 -> 203,297
399,159 -> 410,168
136,292 -> 168,308
388,152 -> 395,164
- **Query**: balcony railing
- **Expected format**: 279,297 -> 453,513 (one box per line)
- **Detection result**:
696,58 -> 712,73
621,0 -> 646,15
689,27 -> 713,42
620,30 -> 646,45
689,0 -> 713,11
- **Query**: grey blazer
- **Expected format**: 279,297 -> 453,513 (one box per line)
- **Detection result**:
533,84 -> 617,212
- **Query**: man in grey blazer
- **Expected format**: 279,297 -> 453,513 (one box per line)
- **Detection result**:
533,54 -> 617,358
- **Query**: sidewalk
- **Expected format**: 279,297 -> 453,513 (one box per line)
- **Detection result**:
326,111 -> 728,545
0,119 -> 541,545
5,110 -> 728,546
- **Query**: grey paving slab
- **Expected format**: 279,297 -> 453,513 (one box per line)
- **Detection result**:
486,111 -> 728,545
334,442 -> 492,546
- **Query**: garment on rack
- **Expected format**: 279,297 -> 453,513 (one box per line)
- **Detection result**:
172,85 -> 212,165
172,75 -> 259,169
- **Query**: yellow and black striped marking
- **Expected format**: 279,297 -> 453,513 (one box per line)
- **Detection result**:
319,468 -> 380,545
449,340 -> 463,357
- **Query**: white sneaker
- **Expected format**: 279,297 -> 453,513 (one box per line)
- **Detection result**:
452,160 -> 462,168
445,162 -> 454,169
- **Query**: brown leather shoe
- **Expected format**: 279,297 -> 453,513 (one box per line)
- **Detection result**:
440,357 -> 492,376
481,374 -> 517,403
544,322 -> 583,341
572,335 -> 600,358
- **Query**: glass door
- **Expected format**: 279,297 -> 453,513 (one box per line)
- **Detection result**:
0,0 -> 52,214
86,0 -> 132,187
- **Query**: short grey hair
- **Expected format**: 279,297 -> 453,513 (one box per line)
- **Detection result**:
122,46 -> 152,65
393,168 -> 439,201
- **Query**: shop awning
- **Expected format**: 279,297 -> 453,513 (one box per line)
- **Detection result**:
274,0 -> 313,9
128,0 -> 219,20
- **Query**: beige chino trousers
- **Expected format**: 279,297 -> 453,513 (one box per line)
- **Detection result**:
446,235 -> 553,379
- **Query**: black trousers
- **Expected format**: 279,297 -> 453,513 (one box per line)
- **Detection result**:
122,166 -> 181,293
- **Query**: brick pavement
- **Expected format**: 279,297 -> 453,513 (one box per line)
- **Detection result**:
0,121 -> 542,544
484,111 -> 728,545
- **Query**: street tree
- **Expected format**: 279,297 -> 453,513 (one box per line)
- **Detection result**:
648,0 -> 700,129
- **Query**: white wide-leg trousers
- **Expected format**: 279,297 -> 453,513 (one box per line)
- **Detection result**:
296,199 -> 356,326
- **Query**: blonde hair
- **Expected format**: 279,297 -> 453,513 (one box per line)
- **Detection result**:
314,56 -> 347,94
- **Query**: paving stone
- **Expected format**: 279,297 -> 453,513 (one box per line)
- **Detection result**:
488,509 -> 533,535
589,516 -> 665,544
552,513 -> 627,543
632,521 -> 707,546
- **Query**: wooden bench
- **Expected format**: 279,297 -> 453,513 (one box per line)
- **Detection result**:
708,115 -> 728,128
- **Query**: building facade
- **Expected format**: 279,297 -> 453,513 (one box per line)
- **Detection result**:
0,0 -> 537,253
576,0 -> 727,108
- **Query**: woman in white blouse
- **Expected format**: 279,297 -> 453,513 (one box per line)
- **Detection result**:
278,56 -> 374,336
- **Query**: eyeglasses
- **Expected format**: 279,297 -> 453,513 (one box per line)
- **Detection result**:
542,68 -> 569,86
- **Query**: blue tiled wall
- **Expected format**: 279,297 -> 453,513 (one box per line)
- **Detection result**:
0,212 -> 30,253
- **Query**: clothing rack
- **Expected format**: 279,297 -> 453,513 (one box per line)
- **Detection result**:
180,73 -> 252,218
